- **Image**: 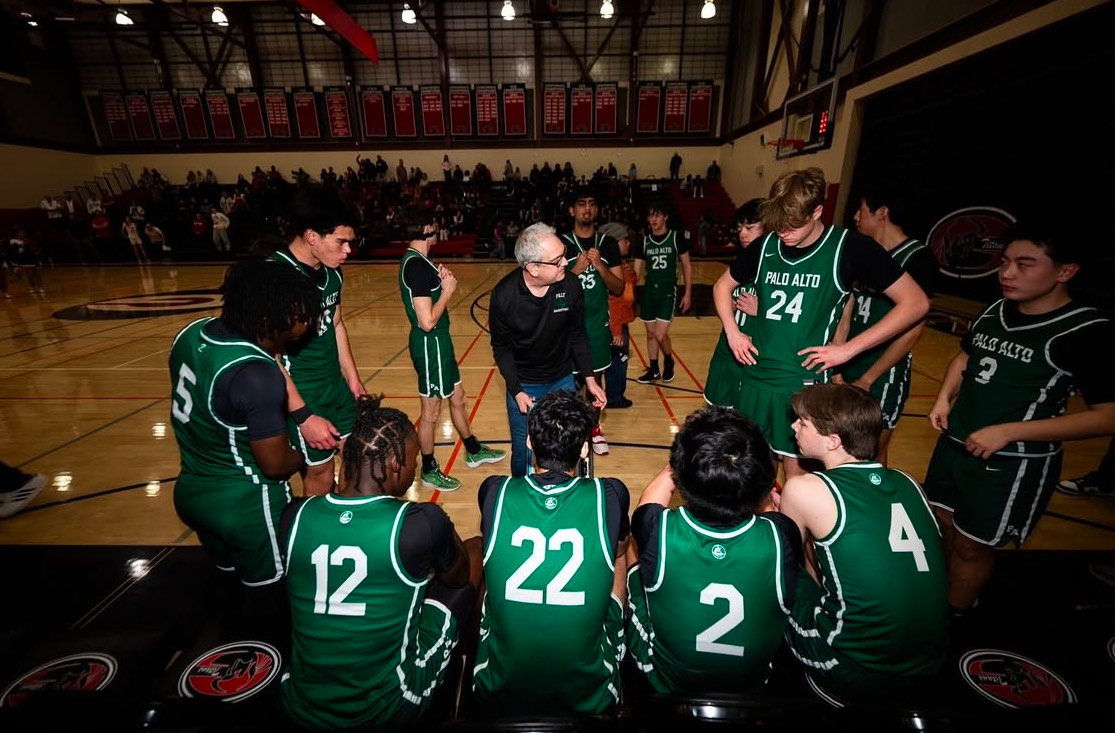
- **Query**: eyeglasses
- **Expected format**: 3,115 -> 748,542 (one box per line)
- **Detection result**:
528,254 -> 567,268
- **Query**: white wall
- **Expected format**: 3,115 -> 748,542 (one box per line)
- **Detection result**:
0,143 -> 99,208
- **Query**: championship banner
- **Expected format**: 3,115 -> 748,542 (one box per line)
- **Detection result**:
102,92 -> 132,142
636,83 -> 661,134
263,89 -> 291,138
293,89 -> 320,139
323,87 -> 352,138
570,83 -> 593,135
663,81 -> 688,134
204,90 -> 235,140
236,89 -> 267,139
688,81 -> 713,134
178,89 -> 209,140
125,91 -> 156,141
594,83 -> 617,134
360,87 -> 387,138
449,85 -> 472,136
543,83 -> 566,135
419,86 -> 446,137
502,84 -> 527,136
149,91 -> 181,141
391,86 -> 417,138
475,85 -> 498,136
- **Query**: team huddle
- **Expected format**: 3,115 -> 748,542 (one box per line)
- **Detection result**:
169,169 -> 1115,727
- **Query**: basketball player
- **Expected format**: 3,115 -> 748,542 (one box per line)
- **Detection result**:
472,391 -> 629,715
562,186 -> 626,455
923,223 -> 1115,612
711,168 -> 929,480
396,204 -> 506,492
627,406 -> 799,694
270,188 -> 364,495
834,186 -> 937,464
169,260 -> 321,588
280,395 -> 482,730
780,383 -> 947,703
634,202 -> 692,384
704,199 -> 763,409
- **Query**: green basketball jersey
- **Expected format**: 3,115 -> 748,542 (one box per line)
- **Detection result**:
400,247 -> 449,334
745,228 -> 850,390
841,239 -> 927,381
712,283 -> 756,363
642,230 -> 682,288
805,462 -> 946,676
282,494 -> 445,729
474,475 -> 620,714
948,300 -> 1108,457
269,248 -> 343,384
639,508 -> 790,692
169,317 -> 277,482
562,232 -> 611,337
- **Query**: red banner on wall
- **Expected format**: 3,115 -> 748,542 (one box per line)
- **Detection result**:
391,87 -> 416,138
360,87 -> 387,138
205,90 -> 235,140
595,83 -> 617,134
570,84 -> 593,135
688,81 -> 713,134
419,86 -> 445,137
149,91 -> 181,141
263,89 -> 290,138
475,85 -> 498,136
543,83 -> 566,135
323,87 -> 352,138
449,85 -> 472,136
502,85 -> 526,136
126,92 -> 156,141
636,83 -> 661,134
101,92 -> 131,142
236,89 -> 267,139
293,90 -> 320,139
178,90 -> 208,140
663,82 -> 688,134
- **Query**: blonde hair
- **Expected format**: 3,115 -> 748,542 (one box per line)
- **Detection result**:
760,167 -> 827,233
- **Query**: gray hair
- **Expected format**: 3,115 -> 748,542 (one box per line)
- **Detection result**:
515,222 -> 557,267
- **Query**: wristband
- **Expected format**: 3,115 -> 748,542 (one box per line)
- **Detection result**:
291,405 -> 314,425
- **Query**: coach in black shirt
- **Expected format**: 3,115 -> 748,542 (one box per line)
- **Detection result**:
490,222 -> 607,475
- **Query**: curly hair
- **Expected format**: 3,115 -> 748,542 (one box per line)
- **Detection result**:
220,260 -> 322,344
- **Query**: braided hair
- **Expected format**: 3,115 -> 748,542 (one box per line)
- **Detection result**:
342,394 -> 417,488
220,259 -> 322,345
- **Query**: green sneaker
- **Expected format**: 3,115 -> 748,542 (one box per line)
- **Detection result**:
420,467 -> 461,492
465,444 -> 508,468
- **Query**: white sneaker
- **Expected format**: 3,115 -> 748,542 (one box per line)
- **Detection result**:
0,473 -> 48,519
590,425 -> 609,456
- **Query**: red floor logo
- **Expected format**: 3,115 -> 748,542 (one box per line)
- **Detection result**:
54,289 -> 222,321
927,206 -> 1015,279
178,641 -> 281,703
960,649 -> 1076,707
0,653 -> 118,709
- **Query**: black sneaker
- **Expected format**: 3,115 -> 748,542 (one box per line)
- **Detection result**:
662,356 -> 675,383
1056,471 -> 1113,496
636,367 -> 660,384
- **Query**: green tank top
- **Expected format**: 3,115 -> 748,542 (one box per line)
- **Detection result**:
841,239 -> 926,381
805,462 -> 946,676
282,495 -> 434,729
269,249 -> 343,384
562,232 -> 611,337
399,247 -> 449,335
746,227 -> 850,390
168,317 -> 277,482
948,300 -> 1108,457
712,283 -> 756,363
642,229 -> 681,288
474,475 -> 619,714
642,508 -> 790,692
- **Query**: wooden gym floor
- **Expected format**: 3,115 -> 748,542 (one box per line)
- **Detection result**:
1,260 -> 1113,550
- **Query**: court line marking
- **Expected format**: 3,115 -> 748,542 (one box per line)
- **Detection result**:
113,346 -> 171,368
18,476 -> 181,514
16,399 -> 165,469
628,339 -> 681,427
670,349 -> 705,392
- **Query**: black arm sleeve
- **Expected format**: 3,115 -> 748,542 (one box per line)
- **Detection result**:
633,238 -> 646,261
478,476 -> 504,540
489,284 -> 523,396
631,503 -> 665,586
602,478 -> 630,551
728,235 -> 763,284
762,511 -> 802,609
598,235 -> 621,268
567,278 -> 595,378
402,257 -> 438,298
839,233 -> 906,293
1050,317 -> 1115,406
216,361 -> 288,440
905,247 -> 939,299
676,230 -> 691,255
397,503 -> 461,578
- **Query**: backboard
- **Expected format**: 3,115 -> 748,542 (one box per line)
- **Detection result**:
777,77 -> 838,160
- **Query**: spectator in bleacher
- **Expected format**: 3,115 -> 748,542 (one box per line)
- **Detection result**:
204,169 -> 217,186
669,151 -> 683,180
185,170 -> 198,189
7,229 -> 45,294
707,160 -> 722,182
211,207 -> 231,253
191,211 -> 209,251
219,191 -> 233,215
628,162 -> 638,181
86,193 -> 104,215
375,155 -> 388,182
442,153 -> 452,181
453,164 -> 463,183
693,175 -> 705,199
40,195 -> 62,223
396,158 -> 407,185
627,407 -> 797,695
